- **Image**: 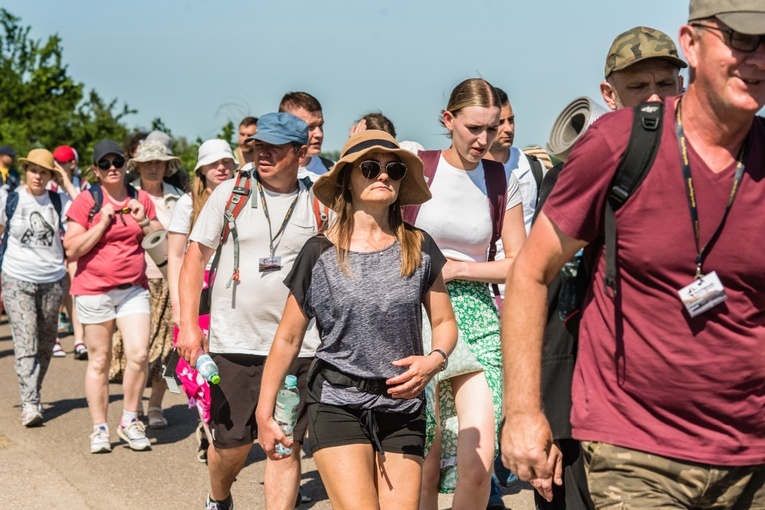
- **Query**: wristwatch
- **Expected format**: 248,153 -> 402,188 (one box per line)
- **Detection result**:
430,349 -> 448,371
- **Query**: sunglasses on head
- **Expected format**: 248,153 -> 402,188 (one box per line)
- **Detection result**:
96,157 -> 125,171
358,160 -> 407,181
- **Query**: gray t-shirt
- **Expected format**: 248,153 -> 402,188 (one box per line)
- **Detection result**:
285,231 -> 446,412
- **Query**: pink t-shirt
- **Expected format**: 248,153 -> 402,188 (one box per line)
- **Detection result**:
544,97 -> 765,465
67,188 -> 156,295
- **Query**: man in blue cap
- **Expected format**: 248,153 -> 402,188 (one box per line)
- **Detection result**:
0,145 -> 20,191
177,112 -> 322,510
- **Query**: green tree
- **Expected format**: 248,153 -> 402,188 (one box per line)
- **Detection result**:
0,8 -> 133,163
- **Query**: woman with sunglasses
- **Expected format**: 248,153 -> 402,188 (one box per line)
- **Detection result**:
64,139 -> 162,454
256,130 -> 457,509
411,78 -> 526,510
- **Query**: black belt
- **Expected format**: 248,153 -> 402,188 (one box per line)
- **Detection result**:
115,283 -> 133,290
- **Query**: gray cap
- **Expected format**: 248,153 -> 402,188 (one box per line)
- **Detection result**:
689,0 -> 765,35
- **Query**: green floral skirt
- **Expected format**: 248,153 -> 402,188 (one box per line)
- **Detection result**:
423,280 -> 502,494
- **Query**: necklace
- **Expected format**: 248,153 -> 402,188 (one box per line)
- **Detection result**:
352,232 -> 395,252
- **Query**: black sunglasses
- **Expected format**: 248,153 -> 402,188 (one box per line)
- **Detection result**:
691,23 -> 765,53
96,157 -> 126,171
358,160 -> 407,181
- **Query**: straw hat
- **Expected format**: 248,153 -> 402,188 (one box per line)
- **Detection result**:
18,148 -> 56,173
128,139 -> 181,176
313,130 -> 431,208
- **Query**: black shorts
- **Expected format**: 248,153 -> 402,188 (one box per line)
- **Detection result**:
209,353 -> 313,449
307,402 -> 426,457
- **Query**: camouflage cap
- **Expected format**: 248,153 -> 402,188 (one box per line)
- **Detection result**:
689,0 -> 765,35
605,26 -> 688,78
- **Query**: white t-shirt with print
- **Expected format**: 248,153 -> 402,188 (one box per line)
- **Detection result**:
0,186 -> 70,283
189,178 -> 320,357
413,156 -> 522,262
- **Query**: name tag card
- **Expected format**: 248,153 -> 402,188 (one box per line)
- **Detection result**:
677,271 -> 728,318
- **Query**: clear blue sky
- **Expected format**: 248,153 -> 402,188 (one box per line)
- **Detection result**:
5,1 -> 689,153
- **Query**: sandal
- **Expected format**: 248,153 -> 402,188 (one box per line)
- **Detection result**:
147,406 -> 167,429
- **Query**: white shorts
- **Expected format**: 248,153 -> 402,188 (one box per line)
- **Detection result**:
75,285 -> 150,324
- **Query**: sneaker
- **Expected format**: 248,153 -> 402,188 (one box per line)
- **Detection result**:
90,427 -> 112,453
52,340 -> 65,358
21,403 -> 43,427
117,419 -> 152,451
73,342 -> 88,360
206,493 -> 234,510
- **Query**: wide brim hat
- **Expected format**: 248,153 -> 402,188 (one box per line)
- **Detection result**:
128,139 -> 181,176
313,130 -> 431,208
18,148 -> 56,173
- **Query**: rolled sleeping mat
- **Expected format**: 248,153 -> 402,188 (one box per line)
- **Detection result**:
141,228 -> 169,278
547,97 -> 609,163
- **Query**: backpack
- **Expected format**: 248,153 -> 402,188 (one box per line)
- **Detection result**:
534,101 -> 663,440
401,150 -> 508,311
200,170 -> 330,313
87,183 -> 139,223
0,189 -> 65,268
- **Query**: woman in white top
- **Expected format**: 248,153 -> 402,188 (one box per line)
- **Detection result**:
0,148 -> 70,427
167,139 -> 236,462
412,78 -> 526,509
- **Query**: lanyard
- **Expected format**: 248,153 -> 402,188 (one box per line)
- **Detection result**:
675,100 -> 746,279
255,177 -> 299,258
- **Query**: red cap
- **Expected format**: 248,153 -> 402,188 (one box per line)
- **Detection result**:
53,145 -> 77,163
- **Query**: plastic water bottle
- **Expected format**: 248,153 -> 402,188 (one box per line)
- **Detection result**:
273,375 -> 300,455
196,354 -> 220,385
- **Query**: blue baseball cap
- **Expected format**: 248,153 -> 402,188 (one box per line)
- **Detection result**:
246,112 -> 308,146
0,145 -> 17,158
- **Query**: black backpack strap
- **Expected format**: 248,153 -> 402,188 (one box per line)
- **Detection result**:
532,162 -> 564,224
319,156 -> 334,171
88,183 -> 103,222
603,101 -> 664,296
126,184 -> 138,199
527,153 -> 545,208
0,192 -> 20,267
47,190 -> 64,234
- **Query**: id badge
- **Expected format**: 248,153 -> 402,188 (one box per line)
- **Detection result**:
677,271 -> 728,318
259,256 -> 282,273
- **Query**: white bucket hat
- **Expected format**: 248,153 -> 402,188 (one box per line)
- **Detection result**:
194,139 -> 238,171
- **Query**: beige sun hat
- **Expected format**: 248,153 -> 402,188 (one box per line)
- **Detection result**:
313,130 -> 431,208
128,139 -> 181,176
18,148 -> 56,173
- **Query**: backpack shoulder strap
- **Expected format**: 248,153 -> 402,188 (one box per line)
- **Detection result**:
47,190 -> 64,234
126,184 -> 139,199
483,158 -> 509,313
603,101 -> 664,296
221,170 -> 252,245
532,162 -> 564,224
402,150 -> 440,225
0,192 -> 20,266
88,183 -> 103,222
319,156 -> 334,171
526,153 -> 545,207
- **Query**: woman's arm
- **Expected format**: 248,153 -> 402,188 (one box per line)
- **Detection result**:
167,231 -> 189,328
53,162 -> 79,198
441,203 -> 526,284
387,273 -> 458,399
256,293 -> 310,460
63,204 -> 114,259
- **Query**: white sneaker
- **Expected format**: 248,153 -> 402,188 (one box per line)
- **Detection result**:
52,341 -> 65,358
90,427 -> 112,453
21,403 -> 43,427
117,419 -> 152,451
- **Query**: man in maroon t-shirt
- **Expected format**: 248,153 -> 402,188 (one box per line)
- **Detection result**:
501,1 -> 765,508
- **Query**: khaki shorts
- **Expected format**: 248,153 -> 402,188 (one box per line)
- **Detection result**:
582,441 -> 765,509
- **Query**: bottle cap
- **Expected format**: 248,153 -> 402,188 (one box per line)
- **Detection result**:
210,374 -> 220,385
285,375 -> 298,388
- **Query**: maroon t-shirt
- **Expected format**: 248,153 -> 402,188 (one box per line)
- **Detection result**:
67,188 -> 156,295
544,97 -> 765,465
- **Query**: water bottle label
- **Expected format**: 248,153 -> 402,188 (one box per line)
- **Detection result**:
274,401 -> 298,426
